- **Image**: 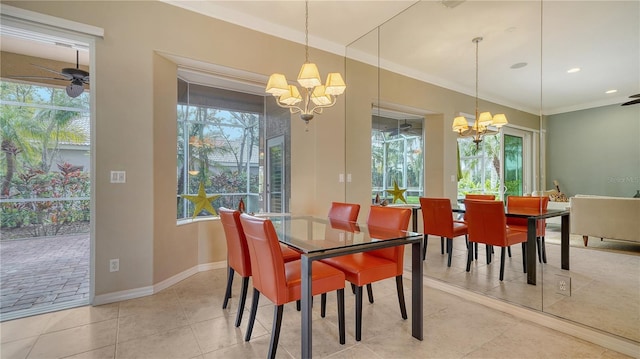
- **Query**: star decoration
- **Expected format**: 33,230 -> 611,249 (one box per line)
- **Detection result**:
181,182 -> 220,218
386,180 -> 407,204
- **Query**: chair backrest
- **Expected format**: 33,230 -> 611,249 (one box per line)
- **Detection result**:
419,197 -> 455,238
239,213 -> 288,305
465,194 -> 496,200
506,196 -> 549,235
464,199 -> 508,247
366,206 -> 411,274
219,207 -> 251,277
328,202 -> 361,222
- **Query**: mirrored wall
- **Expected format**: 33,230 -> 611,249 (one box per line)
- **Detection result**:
345,0 -> 639,345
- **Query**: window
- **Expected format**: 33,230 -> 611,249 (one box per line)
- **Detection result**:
372,113 -> 424,204
176,76 -> 290,220
457,134 -> 500,199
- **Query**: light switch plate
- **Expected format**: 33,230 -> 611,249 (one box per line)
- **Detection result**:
110,171 -> 126,183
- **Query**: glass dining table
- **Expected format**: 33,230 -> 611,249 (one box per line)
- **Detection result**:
263,214 -> 424,358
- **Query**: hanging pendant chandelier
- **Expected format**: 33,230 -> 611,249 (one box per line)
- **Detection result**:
264,0 -> 346,127
452,37 -> 507,148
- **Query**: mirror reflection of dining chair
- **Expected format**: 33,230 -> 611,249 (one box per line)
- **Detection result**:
328,201 -> 361,222
320,206 -> 411,341
239,214 -> 346,358
464,194 -> 497,260
506,196 -> 549,263
464,200 -> 528,281
419,197 -> 468,266
219,207 -> 300,328
318,202 -> 361,316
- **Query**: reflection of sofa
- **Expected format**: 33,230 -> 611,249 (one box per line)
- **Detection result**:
570,195 -> 640,246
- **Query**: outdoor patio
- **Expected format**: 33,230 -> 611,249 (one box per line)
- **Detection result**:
0,234 -> 90,319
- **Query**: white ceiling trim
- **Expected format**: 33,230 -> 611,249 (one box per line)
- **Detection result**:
0,4 -> 103,39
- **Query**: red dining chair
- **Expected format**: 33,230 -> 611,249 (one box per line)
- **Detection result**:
239,214 -> 346,358
328,201 -> 361,222
465,193 -> 496,200
321,206 -> 411,341
219,207 -> 301,328
419,197 -> 468,266
464,199 -> 528,281
506,196 -> 549,263
463,194 -> 496,260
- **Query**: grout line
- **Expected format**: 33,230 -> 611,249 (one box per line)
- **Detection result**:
418,275 -> 639,357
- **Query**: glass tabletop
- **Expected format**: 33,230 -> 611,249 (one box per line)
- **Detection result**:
262,215 -> 422,254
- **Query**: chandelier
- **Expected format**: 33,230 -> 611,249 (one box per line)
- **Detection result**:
264,0 -> 346,126
452,37 -> 507,147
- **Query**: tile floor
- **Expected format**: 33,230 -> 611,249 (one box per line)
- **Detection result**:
0,265 -> 633,359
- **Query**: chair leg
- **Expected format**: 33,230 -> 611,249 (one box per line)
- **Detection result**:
474,242 -> 478,260
446,238 -> 453,267
521,242 -> 527,273
541,236 -> 547,263
440,237 -> 445,254
507,246 -> 512,258
422,234 -> 428,260
267,305 -> 284,359
366,284 -> 374,303
355,286 -> 363,341
245,288 -> 260,342
222,267 -> 234,309
466,241 -> 473,272
499,247 -> 506,281
395,276 -> 408,320
321,293 -> 327,318
296,300 -> 300,311
351,283 -> 356,294
486,245 -> 491,264
337,289 -> 345,344
536,237 -> 543,263
234,276 -> 249,327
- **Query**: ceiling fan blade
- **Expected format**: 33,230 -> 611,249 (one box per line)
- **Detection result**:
9,75 -> 70,81
621,99 -> 640,106
629,94 -> 640,98
30,63 -> 73,80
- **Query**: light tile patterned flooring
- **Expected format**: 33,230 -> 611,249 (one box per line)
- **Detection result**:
0,264 -> 633,359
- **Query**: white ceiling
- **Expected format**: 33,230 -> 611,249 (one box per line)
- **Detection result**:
2,1 -> 638,115
163,0 -> 640,116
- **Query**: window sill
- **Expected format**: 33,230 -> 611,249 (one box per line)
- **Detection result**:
176,216 -> 220,226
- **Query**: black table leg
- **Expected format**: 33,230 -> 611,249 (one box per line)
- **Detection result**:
561,214 -> 570,270
301,255 -> 312,358
412,207 -> 419,232
526,217 -> 537,285
411,240 -> 423,340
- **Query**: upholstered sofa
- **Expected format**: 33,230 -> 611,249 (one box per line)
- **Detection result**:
570,195 -> 640,246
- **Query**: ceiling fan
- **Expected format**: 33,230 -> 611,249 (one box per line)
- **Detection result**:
386,120 -> 422,137
621,94 -> 640,106
10,50 -> 89,98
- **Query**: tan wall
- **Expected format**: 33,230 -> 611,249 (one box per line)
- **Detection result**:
4,0 -> 540,298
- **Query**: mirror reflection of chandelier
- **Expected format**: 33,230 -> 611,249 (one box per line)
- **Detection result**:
452,37 -> 507,147
264,0 -> 346,126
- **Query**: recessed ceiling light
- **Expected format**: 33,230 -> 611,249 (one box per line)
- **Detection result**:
605,89 -> 617,94
510,62 -> 527,69
567,68 -> 581,73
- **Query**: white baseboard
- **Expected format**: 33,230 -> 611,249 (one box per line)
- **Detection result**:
93,260 -> 226,305
418,274 -> 639,357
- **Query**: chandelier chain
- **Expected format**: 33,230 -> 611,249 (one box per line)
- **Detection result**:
475,37 -> 480,118
305,0 -> 309,63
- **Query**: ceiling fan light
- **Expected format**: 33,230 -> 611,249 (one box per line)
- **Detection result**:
65,83 -> 84,98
